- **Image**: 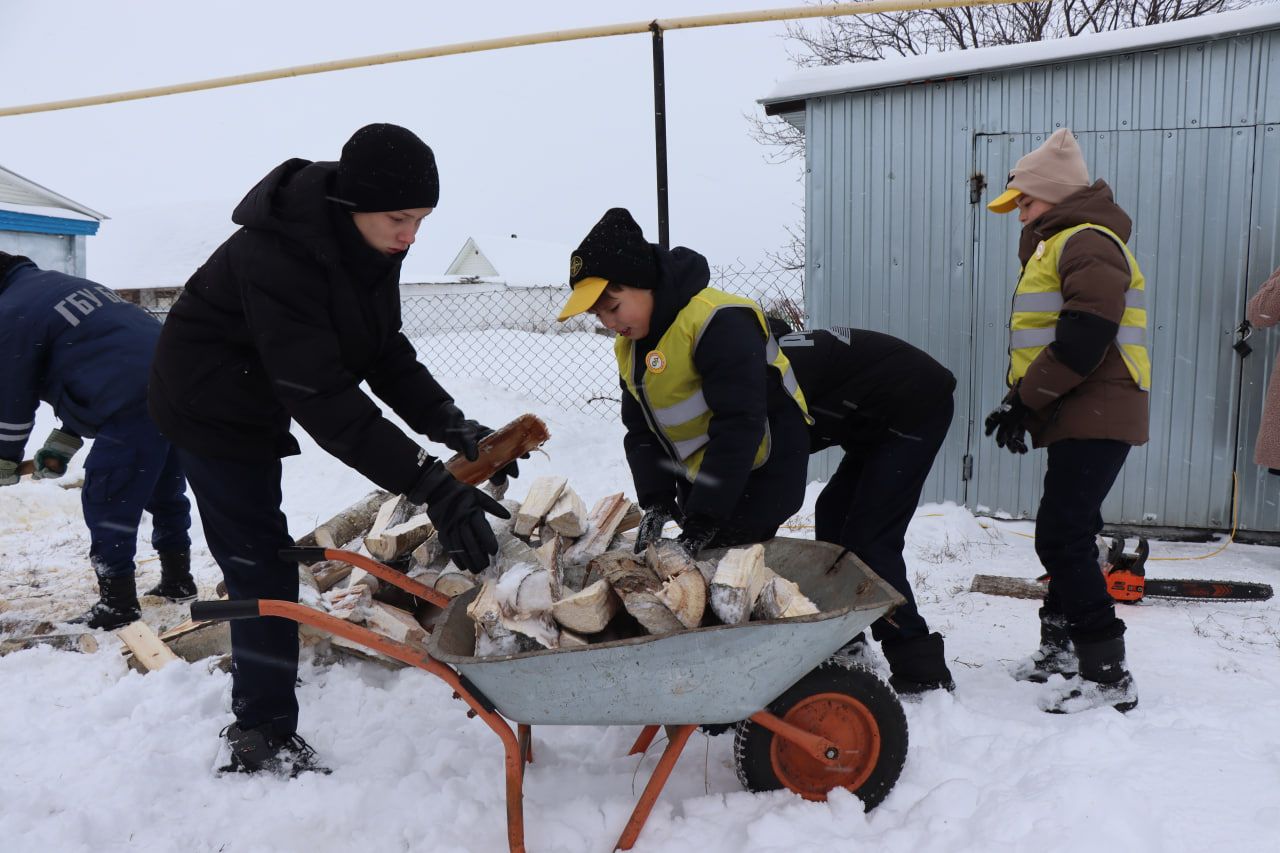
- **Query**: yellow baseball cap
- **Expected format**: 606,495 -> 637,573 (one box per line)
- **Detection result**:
557,276 -> 609,321
987,187 -> 1022,214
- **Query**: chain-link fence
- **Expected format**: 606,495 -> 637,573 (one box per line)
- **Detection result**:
401,261 -> 804,417
134,259 -> 804,419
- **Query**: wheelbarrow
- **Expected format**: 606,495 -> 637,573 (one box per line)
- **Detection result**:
190,536 -> 908,852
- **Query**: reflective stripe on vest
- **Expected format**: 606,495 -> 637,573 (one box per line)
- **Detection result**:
1007,223 -> 1150,392
616,287 -> 812,481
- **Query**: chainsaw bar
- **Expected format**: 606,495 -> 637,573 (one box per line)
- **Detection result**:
1138,579 -> 1273,601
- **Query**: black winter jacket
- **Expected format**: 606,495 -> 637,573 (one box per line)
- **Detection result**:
0,254 -> 161,460
771,320 -> 956,451
622,248 -> 809,530
149,159 -> 453,496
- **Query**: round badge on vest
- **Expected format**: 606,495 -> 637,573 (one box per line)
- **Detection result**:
645,350 -> 667,373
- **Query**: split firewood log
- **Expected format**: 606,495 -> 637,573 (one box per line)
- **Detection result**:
443,413 -> 551,486
410,533 -> 447,570
709,545 -> 773,625
311,560 -> 354,593
468,581 -> 534,656
433,566 -> 478,598
513,475 -> 567,537
596,551 -> 685,635
752,576 -> 820,620
323,582 -> 373,622
643,541 -> 707,629
364,601 -> 428,646
616,501 -> 643,534
366,515 -> 435,563
498,537 -> 542,572
644,540 -> 699,579
562,493 -> 630,590
546,487 -> 588,537
551,578 -> 620,634
492,564 -> 560,649
534,534 -> 562,574
296,490 -> 390,549
656,569 -> 706,629
559,628 -> 589,648
363,496 -> 432,561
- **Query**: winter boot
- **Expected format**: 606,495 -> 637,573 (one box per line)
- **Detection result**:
72,573 -> 142,631
1039,635 -> 1138,714
832,632 -> 879,668
1010,609 -> 1078,683
218,723 -> 331,778
145,550 -> 197,601
882,632 -> 955,697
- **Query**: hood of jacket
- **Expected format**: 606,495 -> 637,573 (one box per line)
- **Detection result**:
636,244 -> 712,354
1018,179 -> 1132,265
232,159 -> 402,284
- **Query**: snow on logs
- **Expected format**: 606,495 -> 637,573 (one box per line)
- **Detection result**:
287,474 -> 819,666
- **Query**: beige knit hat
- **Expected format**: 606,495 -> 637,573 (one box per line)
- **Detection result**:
987,128 -> 1091,213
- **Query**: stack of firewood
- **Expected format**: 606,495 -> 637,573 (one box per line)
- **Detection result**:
461,477 -> 822,657
301,474 -> 822,662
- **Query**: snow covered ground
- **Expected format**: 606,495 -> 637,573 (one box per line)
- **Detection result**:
2,341 -> 1279,852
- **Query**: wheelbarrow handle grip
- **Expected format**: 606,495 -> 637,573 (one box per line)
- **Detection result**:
280,546 -> 328,563
191,599 -> 262,622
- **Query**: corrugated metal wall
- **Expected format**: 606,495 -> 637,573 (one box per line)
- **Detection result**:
804,26 -> 1280,532
0,231 -> 83,276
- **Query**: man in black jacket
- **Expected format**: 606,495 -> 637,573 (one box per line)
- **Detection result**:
150,124 -> 514,776
774,320 -> 958,696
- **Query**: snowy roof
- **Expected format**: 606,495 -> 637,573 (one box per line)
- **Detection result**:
760,4 -> 1280,108
0,164 -> 106,221
444,234 -> 571,287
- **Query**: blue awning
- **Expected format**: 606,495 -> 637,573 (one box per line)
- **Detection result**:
0,209 -> 100,236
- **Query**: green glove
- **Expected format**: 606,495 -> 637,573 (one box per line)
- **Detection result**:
0,458 -> 17,487
32,428 -> 83,479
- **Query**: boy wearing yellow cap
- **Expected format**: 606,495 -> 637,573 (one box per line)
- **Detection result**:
985,128 -> 1149,714
558,208 -> 811,558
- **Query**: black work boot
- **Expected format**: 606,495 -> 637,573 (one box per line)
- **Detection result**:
72,573 -> 142,631
882,632 -> 955,697
1040,635 -> 1138,714
145,550 -> 197,601
1010,608 -> 1077,683
218,723 -> 331,778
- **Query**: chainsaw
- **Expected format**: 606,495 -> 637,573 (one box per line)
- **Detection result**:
970,536 -> 1274,603
1084,537 -> 1273,603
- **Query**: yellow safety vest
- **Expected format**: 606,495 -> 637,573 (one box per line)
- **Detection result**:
616,287 -> 811,481
1008,223 -> 1150,391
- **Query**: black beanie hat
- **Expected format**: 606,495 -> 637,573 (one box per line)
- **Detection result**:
333,123 -> 439,212
569,208 -> 657,290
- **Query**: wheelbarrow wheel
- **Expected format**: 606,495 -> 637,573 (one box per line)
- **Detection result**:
733,658 -> 907,809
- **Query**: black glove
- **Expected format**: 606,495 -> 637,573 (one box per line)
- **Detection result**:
983,385 -> 1030,455
633,501 -> 677,554
407,460 -> 511,573
425,403 -> 487,461
473,424 -> 525,486
674,514 -> 720,558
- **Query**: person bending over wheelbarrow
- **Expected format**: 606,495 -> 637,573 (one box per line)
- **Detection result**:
555,207 -> 812,560
149,124 -> 517,777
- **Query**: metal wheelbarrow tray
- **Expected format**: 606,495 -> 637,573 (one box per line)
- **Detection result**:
191,537 -> 908,853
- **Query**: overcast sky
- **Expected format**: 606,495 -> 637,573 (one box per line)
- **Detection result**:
0,1 -> 809,283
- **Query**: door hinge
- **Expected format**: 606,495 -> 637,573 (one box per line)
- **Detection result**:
962,454 -> 973,481
968,173 -> 987,205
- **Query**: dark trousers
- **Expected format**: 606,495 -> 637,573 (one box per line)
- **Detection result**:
178,450 -> 299,736
814,396 -> 954,644
1036,438 -> 1131,640
81,408 -> 191,579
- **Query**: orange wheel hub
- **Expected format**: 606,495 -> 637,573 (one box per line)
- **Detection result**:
769,691 -> 881,801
